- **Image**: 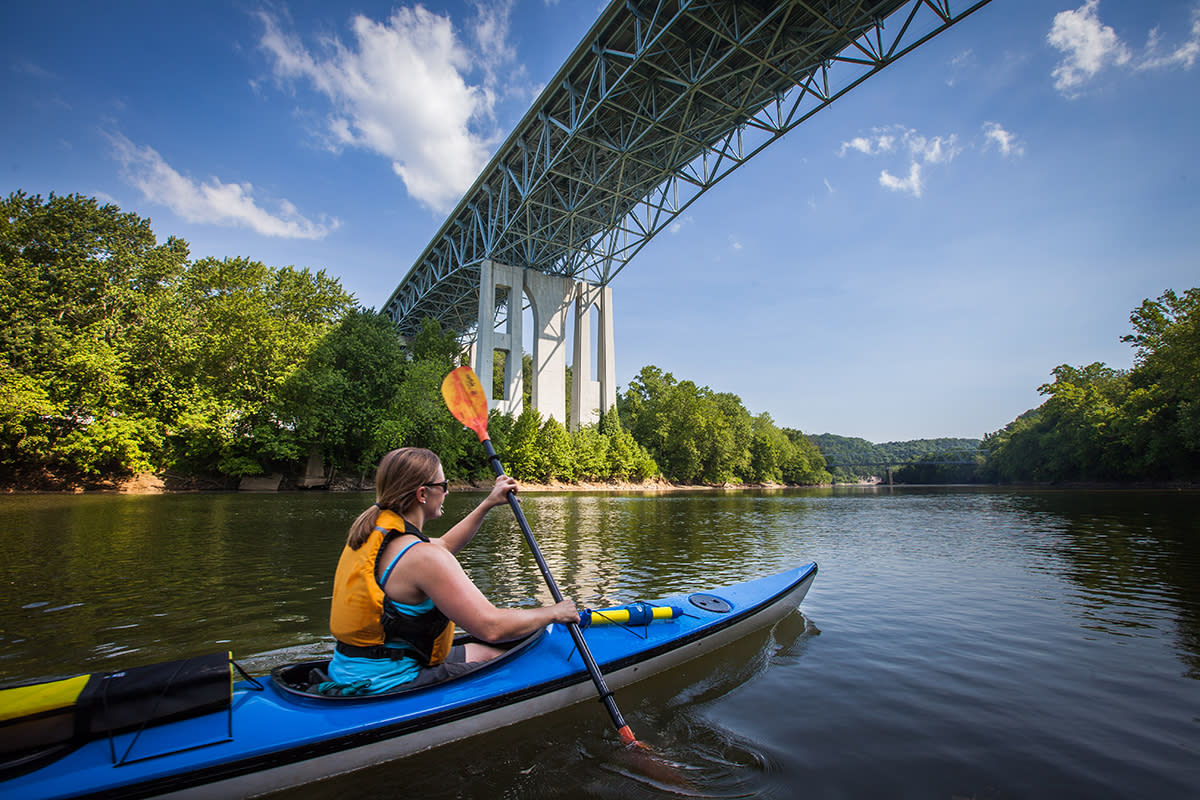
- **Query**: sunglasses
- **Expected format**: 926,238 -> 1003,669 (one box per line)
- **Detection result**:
423,480 -> 450,492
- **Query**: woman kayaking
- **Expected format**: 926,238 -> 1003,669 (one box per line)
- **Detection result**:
325,447 -> 579,695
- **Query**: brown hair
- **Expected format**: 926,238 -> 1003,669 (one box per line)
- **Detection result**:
345,447 -> 442,549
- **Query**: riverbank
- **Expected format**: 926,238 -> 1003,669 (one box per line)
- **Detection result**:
0,470 -> 802,495
7,471 -> 1190,495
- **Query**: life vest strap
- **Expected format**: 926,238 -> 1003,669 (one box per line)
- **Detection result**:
334,642 -> 412,660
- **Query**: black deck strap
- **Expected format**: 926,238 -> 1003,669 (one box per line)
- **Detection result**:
106,658 -> 189,765
85,653 -> 235,766
587,608 -> 649,640
231,660 -> 264,691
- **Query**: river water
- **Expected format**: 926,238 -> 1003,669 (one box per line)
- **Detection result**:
1,486 -> 1197,798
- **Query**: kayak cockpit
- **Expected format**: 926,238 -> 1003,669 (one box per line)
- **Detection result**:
269,629 -> 544,701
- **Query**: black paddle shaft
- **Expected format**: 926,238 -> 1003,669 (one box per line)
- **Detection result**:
481,438 -> 632,735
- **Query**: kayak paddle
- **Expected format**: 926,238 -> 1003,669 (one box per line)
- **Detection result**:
440,365 -> 639,747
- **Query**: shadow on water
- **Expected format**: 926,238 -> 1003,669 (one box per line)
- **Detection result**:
261,611 -> 817,800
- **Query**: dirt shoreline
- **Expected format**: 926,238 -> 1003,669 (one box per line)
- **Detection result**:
0,471 -> 803,495
4,472 -> 1193,495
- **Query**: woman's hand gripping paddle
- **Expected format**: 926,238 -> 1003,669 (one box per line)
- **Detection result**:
440,365 -> 639,747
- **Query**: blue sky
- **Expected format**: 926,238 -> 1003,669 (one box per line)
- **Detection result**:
4,0 -> 1198,442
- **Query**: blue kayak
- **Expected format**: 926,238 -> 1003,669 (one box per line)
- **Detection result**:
1,563 -> 817,799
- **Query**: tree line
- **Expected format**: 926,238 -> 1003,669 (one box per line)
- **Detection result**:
980,288 -> 1200,483
817,288 -> 1200,486
10,192 -> 1190,489
1,192 -> 830,489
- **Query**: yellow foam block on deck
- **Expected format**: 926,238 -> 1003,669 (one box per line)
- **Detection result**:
0,674 -> 90,722
581,605 -> 682,627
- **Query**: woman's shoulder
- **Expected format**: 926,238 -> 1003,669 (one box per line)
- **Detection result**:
385,533 -> 454,565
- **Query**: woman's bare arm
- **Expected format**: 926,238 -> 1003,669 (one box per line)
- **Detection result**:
394,542 -> 576,643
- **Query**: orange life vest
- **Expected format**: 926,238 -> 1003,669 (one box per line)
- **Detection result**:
329,510 -> 454,666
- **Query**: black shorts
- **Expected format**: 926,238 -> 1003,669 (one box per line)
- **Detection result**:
406,644 -> 476,688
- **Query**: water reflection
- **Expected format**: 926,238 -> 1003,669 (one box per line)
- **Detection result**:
2,488 -> 1198,683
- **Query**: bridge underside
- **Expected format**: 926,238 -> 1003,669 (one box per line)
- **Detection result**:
382,0 -> 993,425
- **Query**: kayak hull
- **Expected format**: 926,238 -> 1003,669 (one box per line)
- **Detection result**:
3,563 -> 817,800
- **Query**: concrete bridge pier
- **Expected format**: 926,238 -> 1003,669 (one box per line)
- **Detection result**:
524,269 -> 574,425
474,260 -> 524,418
571,282 -> 617,429
472,260 -> 615,430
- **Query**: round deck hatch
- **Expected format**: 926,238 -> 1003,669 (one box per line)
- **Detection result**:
689,593 -> 732,613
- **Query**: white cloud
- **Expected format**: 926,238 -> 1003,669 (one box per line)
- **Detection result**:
838,133 -> 894,157
669,214 -> 694,234
908,133 -> 960,164
840,126 -> 959,164
258,5 -> 516,214
982,121 -> 1024,157
1138,8 -> 1200,71
109,133 -> 337,239
1048,0 -> 1131,94
947,49 -> 974,86
13,58 -> 55,80
467,0 -> 517,86
1048,1 -> 1199,95
841,126 -> 959,198
880,162 -> 923,198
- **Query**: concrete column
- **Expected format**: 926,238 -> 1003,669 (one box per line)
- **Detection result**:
570,282 -> 617,430
571,283 -> 601,429
474,260 -> 523,417
523,269 -> 575,425
596,283 -> 617,418
477,264 -> 612,428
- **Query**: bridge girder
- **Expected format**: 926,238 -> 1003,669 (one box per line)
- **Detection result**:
383,0 -> 994,337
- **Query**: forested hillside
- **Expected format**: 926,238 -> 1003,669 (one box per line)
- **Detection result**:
809,434 -> 982,482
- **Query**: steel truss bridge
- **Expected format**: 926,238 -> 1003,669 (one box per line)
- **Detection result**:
383,0 -> 994,336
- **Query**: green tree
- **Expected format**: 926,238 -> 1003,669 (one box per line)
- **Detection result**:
570,424 -> 610,481
1039,363 -> 1131,480
619,365 -> 813,485
163,256 -> 353,477
982,287 -> 1199,483
780,428 -> 831,485
536,417 -> 575,482
375,319 -> 476,481
1119,288 -> 1200,477
0,191 -> 189,479
505,406 -> 544,480
748,413 -> 787,483
599,409 -> 657,482
276,308 -> 408,476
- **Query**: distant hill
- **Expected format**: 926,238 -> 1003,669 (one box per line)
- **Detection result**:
811,434 -> 982,473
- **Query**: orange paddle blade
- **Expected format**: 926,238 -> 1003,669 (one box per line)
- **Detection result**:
441,366 -> 491,441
